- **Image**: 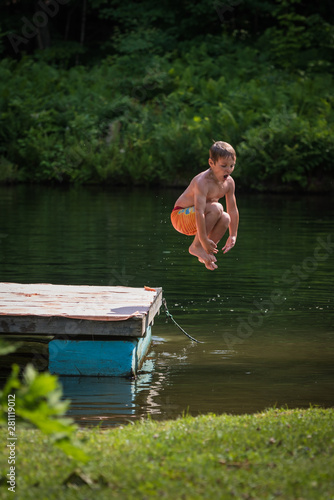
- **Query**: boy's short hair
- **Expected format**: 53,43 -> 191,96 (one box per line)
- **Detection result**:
210,141 -> 236,162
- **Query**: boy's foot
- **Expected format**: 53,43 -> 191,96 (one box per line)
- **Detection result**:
198,257 -> 218,270
204,260 -> 218,271
189,243 -> 217,270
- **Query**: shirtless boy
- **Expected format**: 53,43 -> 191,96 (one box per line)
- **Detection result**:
171,141 -> 239,270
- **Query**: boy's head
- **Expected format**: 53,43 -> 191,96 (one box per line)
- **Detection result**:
209,141 -> 236,163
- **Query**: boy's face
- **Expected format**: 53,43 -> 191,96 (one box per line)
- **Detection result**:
208,156 -> 235,182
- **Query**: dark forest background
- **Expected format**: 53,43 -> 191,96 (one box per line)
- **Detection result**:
1,0 -> 334,190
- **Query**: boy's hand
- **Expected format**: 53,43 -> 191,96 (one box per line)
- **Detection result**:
222,236 -> 236,254
203,239 -> 218,255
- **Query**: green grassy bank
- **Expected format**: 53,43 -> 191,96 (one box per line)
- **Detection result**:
1,407 -> 333,499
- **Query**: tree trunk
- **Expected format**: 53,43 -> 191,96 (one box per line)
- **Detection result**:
34,1 -> 51,50
76,0 -> 87,64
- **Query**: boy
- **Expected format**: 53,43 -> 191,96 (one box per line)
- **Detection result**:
171,141 -> 239,270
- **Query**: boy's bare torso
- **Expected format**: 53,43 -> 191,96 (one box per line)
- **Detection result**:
175,168 -> 232,208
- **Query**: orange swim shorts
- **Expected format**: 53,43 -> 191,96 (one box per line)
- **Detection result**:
170,206 -> 197,236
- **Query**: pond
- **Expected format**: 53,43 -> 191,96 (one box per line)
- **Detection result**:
0,185 -> 333,426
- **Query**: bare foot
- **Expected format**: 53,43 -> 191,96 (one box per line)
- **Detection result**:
204,260 -> 218,271
189,243 -> 218,270
197,257 -> 218,271
189,242 -> 217,262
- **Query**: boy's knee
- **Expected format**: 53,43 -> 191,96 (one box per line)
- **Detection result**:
222,211 -> 231,226
207,202 -> 223,216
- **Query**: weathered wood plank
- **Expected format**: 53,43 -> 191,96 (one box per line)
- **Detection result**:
0,283 -> 162,337
0,315 -> 143,337
0,283 -> 160,319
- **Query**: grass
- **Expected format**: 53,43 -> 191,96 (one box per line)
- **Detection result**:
0,408 -> 333,499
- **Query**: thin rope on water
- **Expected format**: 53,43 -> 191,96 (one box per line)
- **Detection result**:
162,298 -> 204,344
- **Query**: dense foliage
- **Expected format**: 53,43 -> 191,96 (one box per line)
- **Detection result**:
0,0 -> 333,190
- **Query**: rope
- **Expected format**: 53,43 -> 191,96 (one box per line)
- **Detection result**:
162,298 -> 204,344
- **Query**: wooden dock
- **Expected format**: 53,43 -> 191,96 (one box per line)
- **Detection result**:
0,282 -> 162,377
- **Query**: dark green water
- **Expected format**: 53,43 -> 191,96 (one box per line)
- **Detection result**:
0,185 -> 333,426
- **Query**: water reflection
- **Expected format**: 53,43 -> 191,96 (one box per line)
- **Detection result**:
60,376 -> 138,424
60,346 -> 165,426
0,186 -> 333,426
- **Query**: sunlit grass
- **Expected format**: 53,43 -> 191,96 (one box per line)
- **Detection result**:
0,407 -> 333,499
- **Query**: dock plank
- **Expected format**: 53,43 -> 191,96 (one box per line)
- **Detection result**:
0,283 -> 162,337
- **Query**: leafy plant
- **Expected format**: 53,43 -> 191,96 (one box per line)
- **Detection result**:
0,363 -> 89,462
0,30 -> 333,190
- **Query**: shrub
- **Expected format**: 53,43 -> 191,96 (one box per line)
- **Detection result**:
0,34 -> 333,191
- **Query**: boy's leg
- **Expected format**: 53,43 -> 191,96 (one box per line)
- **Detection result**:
189,202 -> 230,270
189,234 -> 218,270
207,202 -> 230,245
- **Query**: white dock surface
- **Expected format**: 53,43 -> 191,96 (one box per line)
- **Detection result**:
0,283 -> 162,337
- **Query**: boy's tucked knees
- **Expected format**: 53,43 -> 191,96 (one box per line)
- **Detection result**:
206,201 -> 224,217
222,211 -> 231,226
209,203 -> 230,223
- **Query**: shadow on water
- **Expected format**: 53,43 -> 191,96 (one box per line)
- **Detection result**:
0,185 -> 333,426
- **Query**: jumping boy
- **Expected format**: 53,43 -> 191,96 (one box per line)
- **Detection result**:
171,141 -> 239,270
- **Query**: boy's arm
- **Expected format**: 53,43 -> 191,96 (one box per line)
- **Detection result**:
223,178 -> 239,254
194,184 -> 218,255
